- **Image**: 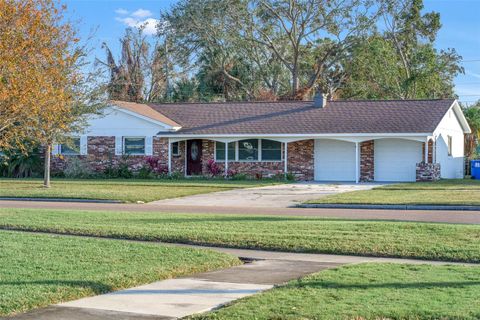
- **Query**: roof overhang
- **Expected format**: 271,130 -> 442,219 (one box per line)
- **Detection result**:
157,132 -> 432,143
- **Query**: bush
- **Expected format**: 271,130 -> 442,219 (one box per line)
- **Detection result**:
64,158 -> 93,179
103,158 -> 133,179
0,145 -> 42,178
230,173 -> 248,180
145,156 -> 168,176
206,159 -> 221,177
137,165 -> 153,179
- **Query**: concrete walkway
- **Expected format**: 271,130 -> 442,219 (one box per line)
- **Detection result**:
151,182 -> 379,208
8,240 -> 477,320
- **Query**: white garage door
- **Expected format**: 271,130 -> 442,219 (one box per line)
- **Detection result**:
374,139 -> 422,182
314,139 -> 356,181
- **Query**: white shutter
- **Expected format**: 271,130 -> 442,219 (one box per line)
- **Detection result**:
115,136 -> 123,155
145,136 -> 153,155
51,144 -> 60,155
80,136 -> 88,155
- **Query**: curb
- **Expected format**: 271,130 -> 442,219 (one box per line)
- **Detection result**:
0,197 -> 122,204
296,203 -> 480,211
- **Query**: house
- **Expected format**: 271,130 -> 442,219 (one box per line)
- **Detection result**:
52,97 -> 471,182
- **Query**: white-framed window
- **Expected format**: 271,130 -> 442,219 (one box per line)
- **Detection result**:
261,139 -> 282,161
447,135 -> 453,156
215,142 -> 236,161
172,142 -> 180,156
123,137 -> 145,155
60,137 -> 80,155
238,139 -> 259,161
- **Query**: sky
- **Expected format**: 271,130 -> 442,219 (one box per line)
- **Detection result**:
64,0 -> 480,105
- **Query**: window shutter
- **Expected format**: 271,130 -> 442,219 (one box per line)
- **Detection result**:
51,144 -> 60,155
115,136 -> 123,155
80,136 -> 88,155
145,136 -> 153,155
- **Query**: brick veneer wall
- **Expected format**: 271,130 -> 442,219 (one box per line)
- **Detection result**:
422,139 -> 434,163
199,139 -> 314,180
360,140 -> 374,182
52,137 -> 315,180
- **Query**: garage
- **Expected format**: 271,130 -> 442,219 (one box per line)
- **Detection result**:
374,139 -> 422,182
314,139 -> 356,181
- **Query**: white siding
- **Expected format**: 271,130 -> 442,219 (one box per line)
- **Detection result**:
434,108 -> 465,178
84,107 -> 170,137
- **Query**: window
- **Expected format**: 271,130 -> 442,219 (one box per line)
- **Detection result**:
124,137 -> 145,155
447,135 -> 453,156
215,142 -> 236,161
238,139 -> 258,161
172,142 -> 180,156
61,137 -> 80,155
261,139 -> 282,161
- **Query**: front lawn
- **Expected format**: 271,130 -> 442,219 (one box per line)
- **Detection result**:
0,178 -> 280,203
192,263 -> 480,320
1,209 -> 479,262
306,179 -> 480,206
0,230 -> 240,317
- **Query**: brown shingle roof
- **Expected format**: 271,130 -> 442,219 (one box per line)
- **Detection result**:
110,100 -> 181,128
146,99 -> 455,135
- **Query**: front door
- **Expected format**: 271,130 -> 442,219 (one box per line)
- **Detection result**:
187,140 -> 203,175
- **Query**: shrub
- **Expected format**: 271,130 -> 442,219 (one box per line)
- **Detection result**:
206,159 -> 221,177
64,157 -> 93,179
0,145 -> 42,178
145,156 -> 168,176
230,173 -> 248,180
137,165 -> 153,179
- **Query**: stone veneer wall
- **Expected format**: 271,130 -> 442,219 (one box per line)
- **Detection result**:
360,140 -> 374,182
416,162 -> 441,182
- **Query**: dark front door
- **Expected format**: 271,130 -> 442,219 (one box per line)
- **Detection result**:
187,140 -> 203,175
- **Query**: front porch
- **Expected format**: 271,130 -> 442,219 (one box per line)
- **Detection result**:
161,134 -> 440,182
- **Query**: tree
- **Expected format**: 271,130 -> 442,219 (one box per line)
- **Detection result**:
340,0 -> 463,99
464,101 -> 480,159
100,27 -> 168,103
1,0 -> 105,187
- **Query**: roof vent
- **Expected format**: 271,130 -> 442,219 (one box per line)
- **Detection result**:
314,92 -> 328,108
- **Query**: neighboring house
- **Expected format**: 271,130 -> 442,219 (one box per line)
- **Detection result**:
52,97 -> 471,182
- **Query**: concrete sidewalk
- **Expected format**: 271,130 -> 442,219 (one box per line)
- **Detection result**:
8,241 -> 477,320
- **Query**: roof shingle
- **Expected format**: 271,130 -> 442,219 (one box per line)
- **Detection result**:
145,99 -> 455,135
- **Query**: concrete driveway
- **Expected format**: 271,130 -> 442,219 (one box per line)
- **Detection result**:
151,182 -> 381,208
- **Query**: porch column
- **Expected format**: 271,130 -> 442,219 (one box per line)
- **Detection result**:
425,137 -> 429,163
167,138 -> 172,174
284,142 -> 288,176
224,142 -> 229,178
355,142 -> 359,183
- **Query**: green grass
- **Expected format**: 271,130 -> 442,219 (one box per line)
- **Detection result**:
306,179 -> 480,205
1,209 -> 479,263
0,230 -> 240,317
0,178 -> 280,203
192,263 -> 480,320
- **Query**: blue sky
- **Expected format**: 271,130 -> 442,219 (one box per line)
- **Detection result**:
64,0 -> 480,104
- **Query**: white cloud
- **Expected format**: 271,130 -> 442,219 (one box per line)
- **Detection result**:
115,16 -> 159,36
131,9 -> 152,18
115,8 -> 129,15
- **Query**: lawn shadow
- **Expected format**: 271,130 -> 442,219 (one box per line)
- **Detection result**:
298,280 -> 480,290
0,280 -> 112,294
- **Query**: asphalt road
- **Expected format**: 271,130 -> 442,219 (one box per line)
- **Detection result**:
0,200 -> 479,224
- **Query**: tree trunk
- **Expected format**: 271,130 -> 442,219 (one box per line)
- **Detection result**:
292,67 -> 299,96
43,144 -> 51,188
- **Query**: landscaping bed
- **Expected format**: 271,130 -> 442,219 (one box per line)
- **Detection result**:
1,209 -> 479,263
0,178 -> 281,203
0,230 -> 240,317
305,179 -> 480,206
192,263 -> 480,320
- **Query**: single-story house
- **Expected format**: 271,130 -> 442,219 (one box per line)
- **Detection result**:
52,97 -> 471,182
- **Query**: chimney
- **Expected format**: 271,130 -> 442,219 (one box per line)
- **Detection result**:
314,91 -> 328,108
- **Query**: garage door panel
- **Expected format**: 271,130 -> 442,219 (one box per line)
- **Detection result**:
314,140 -> 356,181
374,139 -> 422,182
